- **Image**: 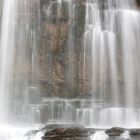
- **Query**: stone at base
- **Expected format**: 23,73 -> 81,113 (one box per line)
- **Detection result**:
42,136 -> 91,140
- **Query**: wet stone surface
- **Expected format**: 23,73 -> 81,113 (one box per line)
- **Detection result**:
129,129 -> 140,135
105,127 -> 125,136
26,124 -> 140,140
41,124 -> 94,140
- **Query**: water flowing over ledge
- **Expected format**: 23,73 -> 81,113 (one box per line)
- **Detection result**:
0,0 -> 140,139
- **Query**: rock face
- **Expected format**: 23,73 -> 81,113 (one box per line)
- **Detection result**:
136,0 -> 140,7
38,0 -> 140,99
12,0 -> 140,100
39,0 -> 92,98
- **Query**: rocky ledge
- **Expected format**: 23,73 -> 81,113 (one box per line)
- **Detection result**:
41,124 -> 94,140
25,124 -> 140,140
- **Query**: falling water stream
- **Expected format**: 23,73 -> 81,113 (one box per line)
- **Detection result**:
0,0 -> 15,123
0,0 -> 41,139
0,0 -> 140,139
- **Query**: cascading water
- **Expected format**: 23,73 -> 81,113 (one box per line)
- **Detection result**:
84,0 -> 140,127
0,0 -> 140,140
38,0 -> 140,128
0,0 -> 41,139
0,0 -> 16,123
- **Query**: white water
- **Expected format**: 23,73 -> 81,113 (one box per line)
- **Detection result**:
90,131 -> 108,140
0,0 -> 15,123
84,0 -> 140,127
0,125 -> 43,140
121,131 -> 130,139
0,125 -> 30,140
0,0 -> 41,139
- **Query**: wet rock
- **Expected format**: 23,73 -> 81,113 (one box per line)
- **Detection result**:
105,127 -> 125,136
42,136 -> 91,140
41,124 -> 94,140
136,0 -> 140,7
45,128 -> 90,137
129,129 -> 140,135
39,0 -> 95,98
42,124 -> 85,131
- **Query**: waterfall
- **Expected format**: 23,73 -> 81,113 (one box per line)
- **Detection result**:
84,0 -> 140,127
0,0 -> 140,139
0,0 -> 40,124
0,0 -> 41,139
0,0 -> 16,123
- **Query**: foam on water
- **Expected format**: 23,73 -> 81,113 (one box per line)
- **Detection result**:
121,131 -> 130,139
90,131 -> 108,140
0,125 -> 43,140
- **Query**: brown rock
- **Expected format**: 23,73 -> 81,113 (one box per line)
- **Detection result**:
105,127 -> 125,136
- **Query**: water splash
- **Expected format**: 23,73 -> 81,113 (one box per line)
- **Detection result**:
0,125 -> 43,140
121,131 -> 130,139
90,131 -> 108,140
0,125 -> 30,140
0,0 -> 140,134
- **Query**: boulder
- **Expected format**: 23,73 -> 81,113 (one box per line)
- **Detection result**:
41,124 -> 95,140
44,127 -> 91,137
105,127 -> 125,136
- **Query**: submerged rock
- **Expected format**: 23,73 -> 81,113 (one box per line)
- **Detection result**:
105,127 -> 125,136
